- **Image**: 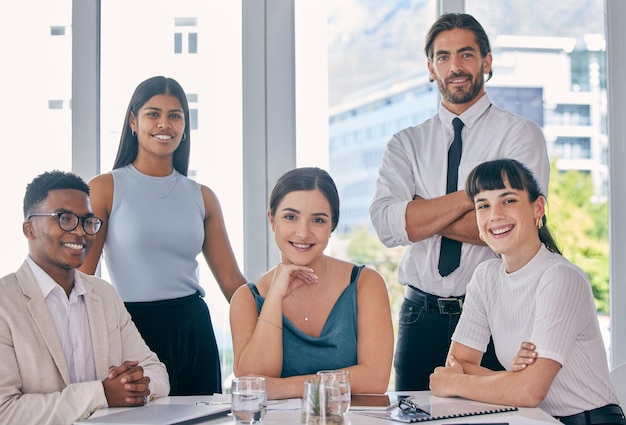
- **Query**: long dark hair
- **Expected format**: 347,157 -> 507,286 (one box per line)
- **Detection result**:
466,159 -> 560,254
425,13 -> 493,82
112,76 -> 191,176
269,167 -> 340,232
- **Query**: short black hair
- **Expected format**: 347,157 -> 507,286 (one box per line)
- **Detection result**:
23,170 -> 90,218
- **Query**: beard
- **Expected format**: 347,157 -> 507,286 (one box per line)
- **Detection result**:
437,71 -> 485,105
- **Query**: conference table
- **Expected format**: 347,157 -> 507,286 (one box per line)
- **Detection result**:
85,391 -> 560,424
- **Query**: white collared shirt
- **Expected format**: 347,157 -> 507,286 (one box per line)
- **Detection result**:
26,256 -> 97,383
370,93 -> 550,297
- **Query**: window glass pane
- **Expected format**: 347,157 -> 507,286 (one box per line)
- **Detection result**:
189,32 -> 198,54
467,0 -> 610,357
175,17 -> 198,27
174,32 -> 182,54
0,0 -> 72,276
306,0 -> 437,391
325,0 -> 436,249
101,0 -> 243,387
320,0 -> 608,381
190,108 -> 199,130
48,99 -> 66,109
50,25 -> 66,36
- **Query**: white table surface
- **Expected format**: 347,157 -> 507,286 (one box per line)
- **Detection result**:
86,391 -> 560,424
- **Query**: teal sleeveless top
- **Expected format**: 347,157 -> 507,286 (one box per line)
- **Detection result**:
247,265 -> 363,378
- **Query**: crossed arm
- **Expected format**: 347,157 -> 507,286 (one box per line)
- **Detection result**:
429,341 -> 560,407
406,193 -> 485,245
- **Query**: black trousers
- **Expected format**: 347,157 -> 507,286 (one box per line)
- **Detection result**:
394,287 -> 503,391
125,292 -> 222,396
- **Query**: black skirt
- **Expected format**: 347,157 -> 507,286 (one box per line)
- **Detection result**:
125,292 -> 222,395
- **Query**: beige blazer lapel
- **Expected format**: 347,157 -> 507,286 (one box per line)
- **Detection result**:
16,262 -> 72,386
82,279 -> 111,379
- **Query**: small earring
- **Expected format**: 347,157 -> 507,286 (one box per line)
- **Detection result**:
131,130 -> 137,137
428,75 -> 435,83
536,217 -> 544,229
182,133 -> 187,141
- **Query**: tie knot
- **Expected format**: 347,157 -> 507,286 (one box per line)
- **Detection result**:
452,117 -> 464,133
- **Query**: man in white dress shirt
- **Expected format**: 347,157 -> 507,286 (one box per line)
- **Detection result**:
369,13 -> 550,390
0,170 -> 169,424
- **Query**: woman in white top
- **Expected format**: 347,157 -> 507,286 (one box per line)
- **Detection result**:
429,158 -> 624,425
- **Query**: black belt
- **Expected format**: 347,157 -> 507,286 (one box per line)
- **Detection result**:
404,285 -> 464,315
555,404 -> 626,425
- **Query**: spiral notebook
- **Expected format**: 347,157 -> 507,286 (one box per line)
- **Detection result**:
353,395 -> 518,423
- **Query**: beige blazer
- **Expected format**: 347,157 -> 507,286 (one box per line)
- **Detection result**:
0,261 -> 170,425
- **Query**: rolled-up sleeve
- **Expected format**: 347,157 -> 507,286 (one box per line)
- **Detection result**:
369,134 -> 415,247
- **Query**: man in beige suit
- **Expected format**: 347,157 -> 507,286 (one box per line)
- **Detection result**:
0,170 -> 169,425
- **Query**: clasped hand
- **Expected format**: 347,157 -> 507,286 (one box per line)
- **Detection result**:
102,360 -> 151,407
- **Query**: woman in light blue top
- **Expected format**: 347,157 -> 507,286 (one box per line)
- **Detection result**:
80,76 -> 246,396
230,167 -> 393,400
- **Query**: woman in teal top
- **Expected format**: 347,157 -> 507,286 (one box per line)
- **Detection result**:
246,264 -> 363,377
230,167 -> 394,400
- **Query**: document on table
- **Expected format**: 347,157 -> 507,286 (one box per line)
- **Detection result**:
267,398 -> 302,410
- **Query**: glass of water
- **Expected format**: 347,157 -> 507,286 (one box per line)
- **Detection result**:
317,370 -> 350,413
302,377 -> 343,424
231,377 -> 267,424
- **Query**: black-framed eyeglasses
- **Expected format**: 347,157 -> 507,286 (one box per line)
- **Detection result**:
398,398 -> 431,416
27,212 -> 102,235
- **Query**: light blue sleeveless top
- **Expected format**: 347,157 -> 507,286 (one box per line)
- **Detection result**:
104,164 -> 206,301
247,265 -> 363,377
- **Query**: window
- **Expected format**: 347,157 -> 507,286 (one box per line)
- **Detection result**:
48,99 -> 65,109
174,33 -> 182,54
188,32 -> 198,54
187,93 -> 199,129
50,25 -> 65,36
0,0 -> 73,274
190,108 -> 199,130
174,17 -> 198,55
324,0 -> 610,383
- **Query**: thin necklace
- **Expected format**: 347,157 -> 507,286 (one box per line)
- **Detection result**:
290,255 -> 329,323
130,164 -> 179,199
156,174 -> 179,199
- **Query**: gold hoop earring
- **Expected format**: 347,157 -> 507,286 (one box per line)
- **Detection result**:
536,217 -> 544,230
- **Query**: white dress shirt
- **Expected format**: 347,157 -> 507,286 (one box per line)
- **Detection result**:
369,93 -> 550,297
26,256 -> 96,383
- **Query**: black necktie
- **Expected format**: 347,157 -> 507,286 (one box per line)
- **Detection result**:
438,117 -> 464,277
